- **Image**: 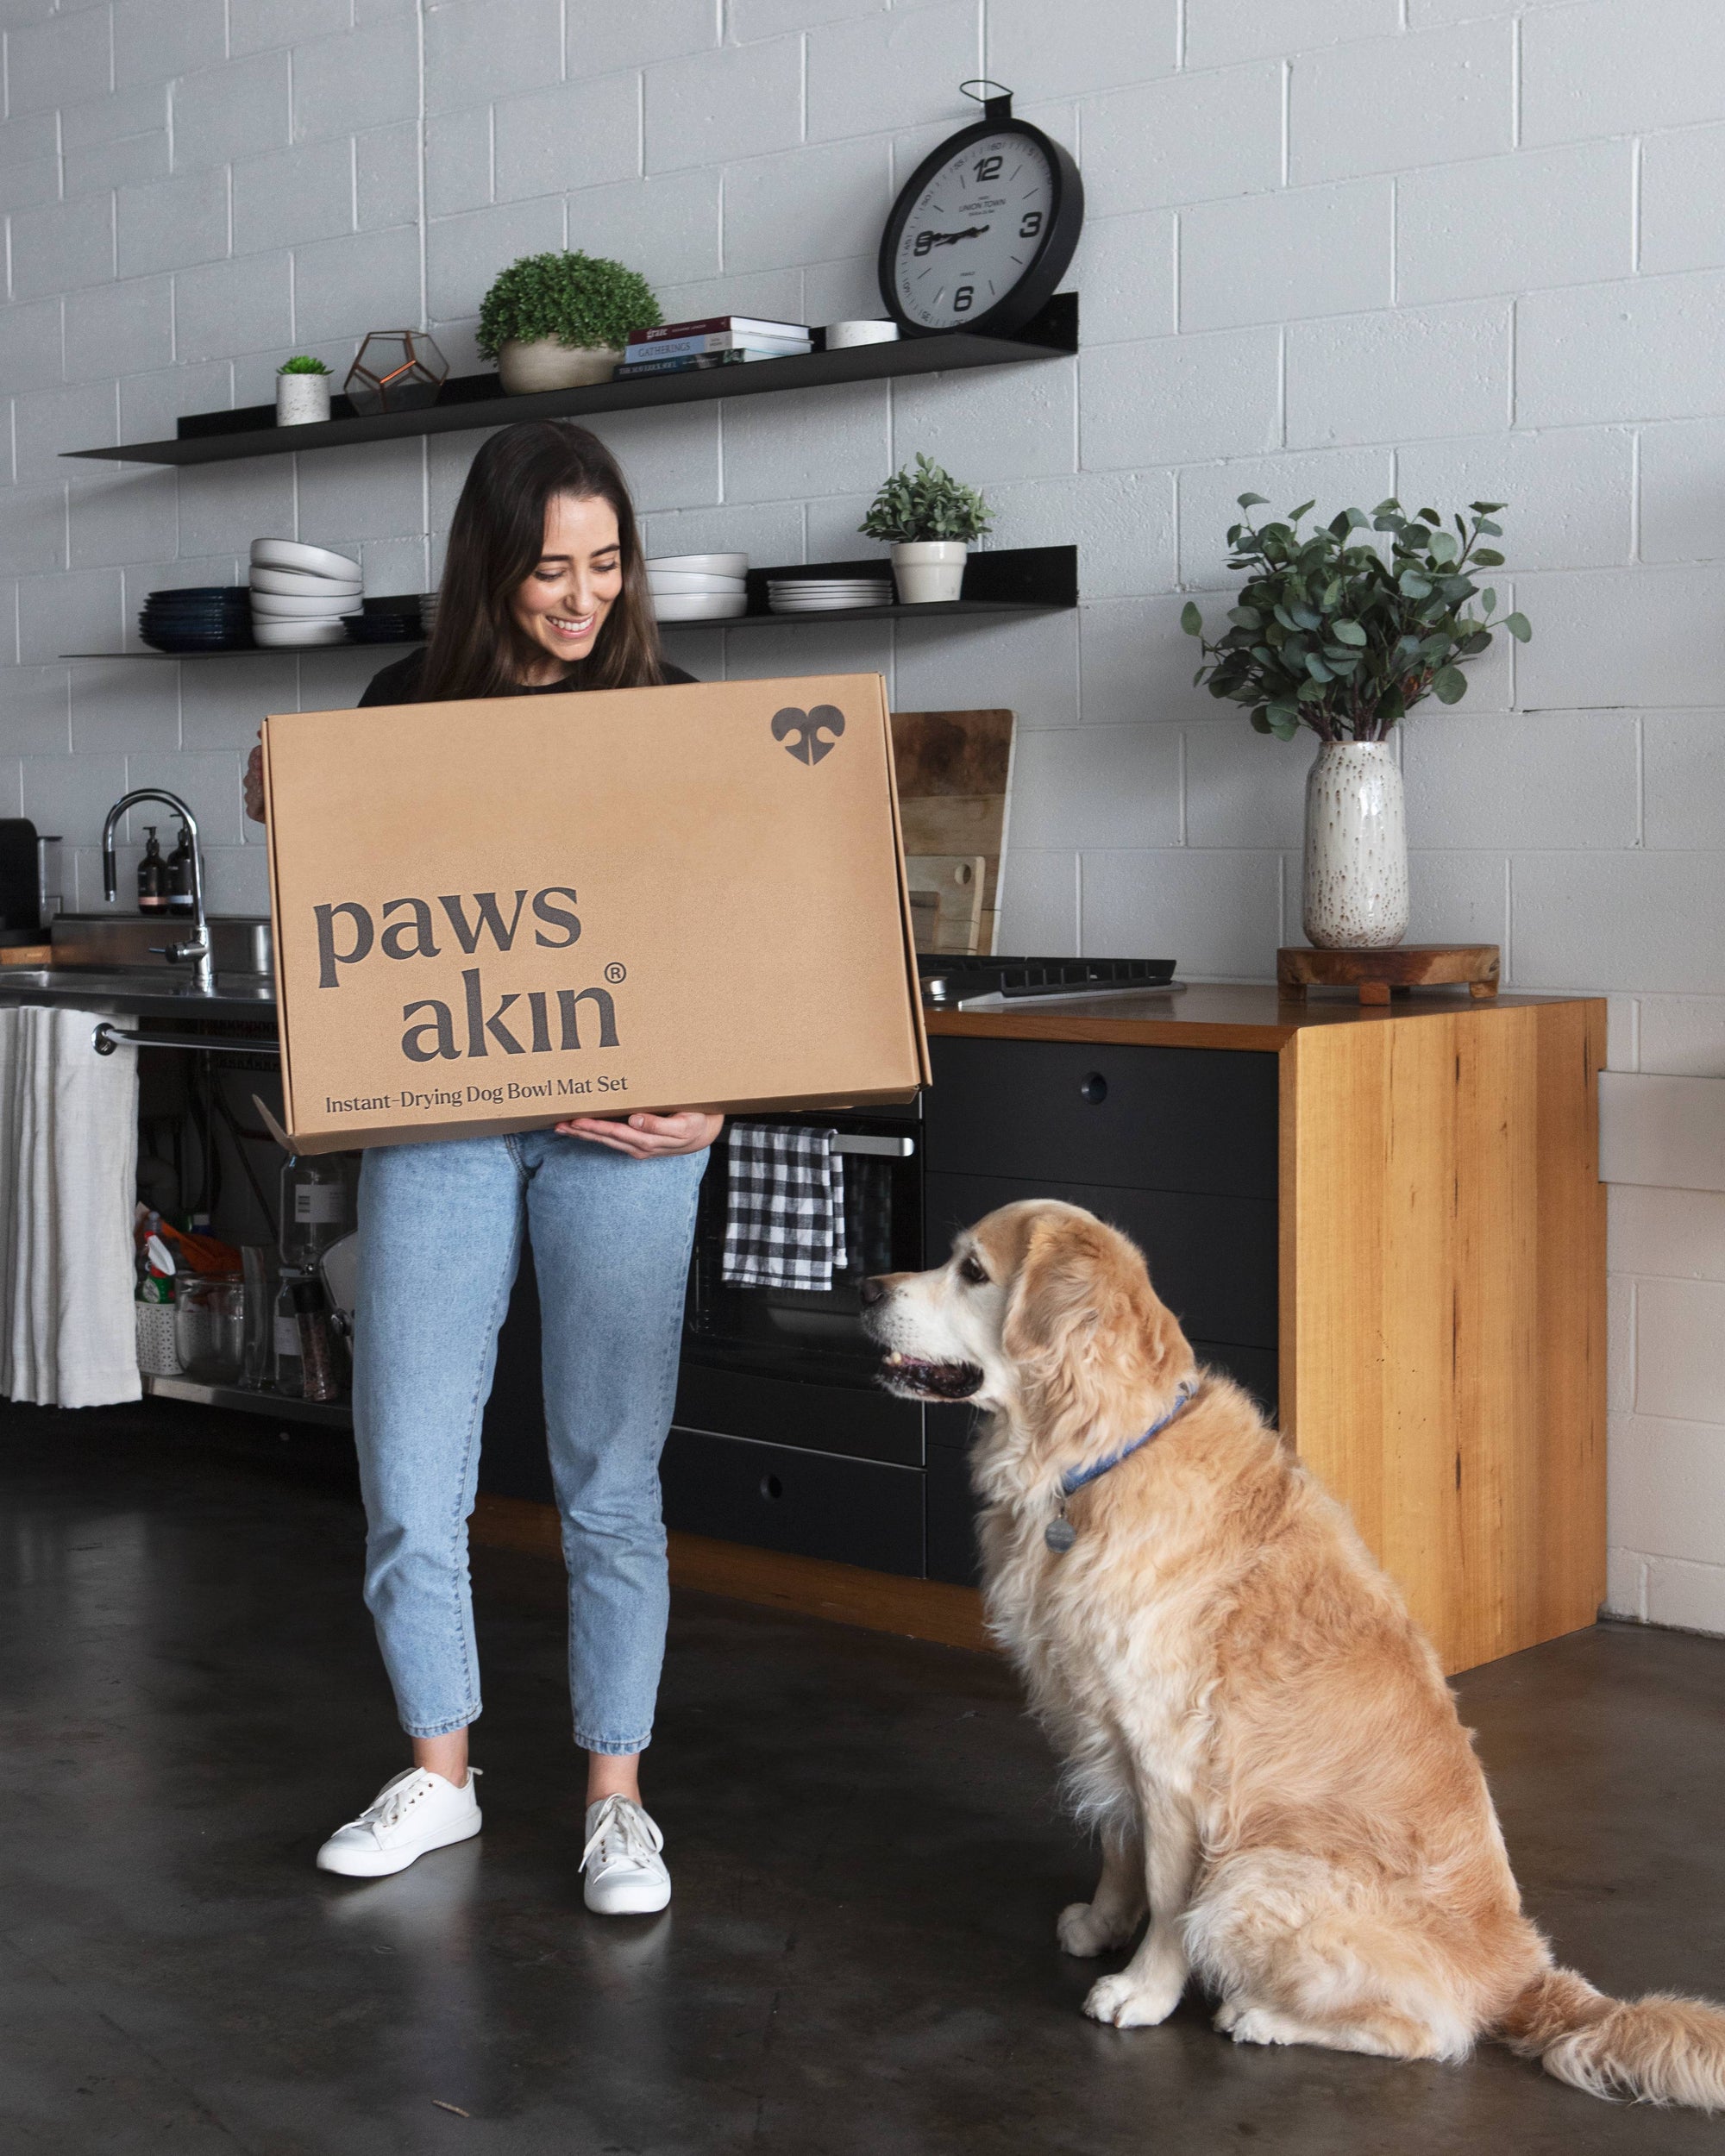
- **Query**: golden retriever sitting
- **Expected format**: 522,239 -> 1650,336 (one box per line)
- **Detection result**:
859,1200 -> 1725,2109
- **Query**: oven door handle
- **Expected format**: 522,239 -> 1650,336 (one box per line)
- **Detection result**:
830,1133 -> 915,1158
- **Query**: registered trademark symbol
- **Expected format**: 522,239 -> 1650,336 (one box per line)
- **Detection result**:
604,962 -> 626,984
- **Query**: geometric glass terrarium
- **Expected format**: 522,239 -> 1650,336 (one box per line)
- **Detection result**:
343,330 -> 448,417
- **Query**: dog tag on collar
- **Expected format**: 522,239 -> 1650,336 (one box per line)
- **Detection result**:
1044,1513 -> 1077,1555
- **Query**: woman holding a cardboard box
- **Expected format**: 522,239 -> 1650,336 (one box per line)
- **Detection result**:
246,423 -> 718,1915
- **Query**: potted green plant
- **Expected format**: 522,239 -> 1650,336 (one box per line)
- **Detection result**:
859,454 -> 993,603
1182,497 -> 1530,950
477,250 -> 662,394
275,354 -> 332,427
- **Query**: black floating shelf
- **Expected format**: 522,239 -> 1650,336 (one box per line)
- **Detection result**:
61,546 -> 1076,659
688,543 -> 1077,629
62,295 -> 1078,469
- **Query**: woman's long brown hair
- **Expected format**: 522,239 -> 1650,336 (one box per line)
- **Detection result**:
417,420 -> 668,701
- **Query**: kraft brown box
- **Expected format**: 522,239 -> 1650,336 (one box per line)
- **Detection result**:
260,673 -> 930,1154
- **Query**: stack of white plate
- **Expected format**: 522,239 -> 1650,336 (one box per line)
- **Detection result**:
249,538 -> 363,646
647,552 -> 748,623
767,574 -> 894,614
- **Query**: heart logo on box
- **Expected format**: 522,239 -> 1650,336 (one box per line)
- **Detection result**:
772,705 -> 845,765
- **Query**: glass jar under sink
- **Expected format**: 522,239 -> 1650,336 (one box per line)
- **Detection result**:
174,1273 -> 246,1382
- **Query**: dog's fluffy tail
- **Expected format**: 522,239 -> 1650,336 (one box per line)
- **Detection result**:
1496,1966 -> 1725,2110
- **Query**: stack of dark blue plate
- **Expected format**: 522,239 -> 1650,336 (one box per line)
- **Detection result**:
344,593 -> 428,646
139,586 -> 254,653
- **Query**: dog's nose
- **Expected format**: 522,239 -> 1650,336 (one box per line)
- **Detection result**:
858,1275 -> 887,1308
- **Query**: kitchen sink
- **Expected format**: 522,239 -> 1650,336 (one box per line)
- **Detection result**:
47,912 -> 273,975
0,967 -> 278,1021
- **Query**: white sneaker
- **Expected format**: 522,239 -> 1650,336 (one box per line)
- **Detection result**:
316,1766 -> 482,1878
581,1795 -> 670,1915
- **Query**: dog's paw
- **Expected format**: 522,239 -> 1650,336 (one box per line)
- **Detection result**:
1082,1970 -> 1184,2028
1057,1901 -> 1129,1959
1220,2005 -> 1302,2048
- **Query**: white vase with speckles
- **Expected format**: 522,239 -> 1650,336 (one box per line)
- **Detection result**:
1302,739 -> 1408,950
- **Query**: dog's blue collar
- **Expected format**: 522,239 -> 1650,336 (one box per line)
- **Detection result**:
1058,1381 -> 1198,1500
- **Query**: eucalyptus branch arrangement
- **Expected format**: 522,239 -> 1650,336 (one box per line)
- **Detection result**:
859,454 -> 994,544
1181,497 -> 1531,743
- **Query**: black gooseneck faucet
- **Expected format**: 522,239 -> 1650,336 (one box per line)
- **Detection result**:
101,788 -> 212,993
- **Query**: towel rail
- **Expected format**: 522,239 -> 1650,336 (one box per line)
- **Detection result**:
92,1021 -> 279,1060
830,1133 -> 914,1158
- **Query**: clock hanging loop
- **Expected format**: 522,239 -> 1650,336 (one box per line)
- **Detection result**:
958,78 -> 1017,122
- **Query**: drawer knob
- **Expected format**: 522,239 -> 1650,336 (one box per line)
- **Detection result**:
759,1474 -> 784,1501
1080,1071 -> 1108,1106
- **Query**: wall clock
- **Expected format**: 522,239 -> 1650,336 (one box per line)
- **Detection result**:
878,81 -> 1083,338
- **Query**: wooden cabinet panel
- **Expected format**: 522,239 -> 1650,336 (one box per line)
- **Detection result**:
1281,999 -> 1606,1673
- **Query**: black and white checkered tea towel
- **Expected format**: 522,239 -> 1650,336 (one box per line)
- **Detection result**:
722,1125 -> 848,1290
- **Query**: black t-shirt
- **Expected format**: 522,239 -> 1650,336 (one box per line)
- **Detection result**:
356,647 -> 698,706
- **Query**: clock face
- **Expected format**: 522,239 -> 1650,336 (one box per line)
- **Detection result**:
889,129 -> 1057,332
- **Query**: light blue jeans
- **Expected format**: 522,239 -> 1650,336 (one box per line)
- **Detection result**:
351,1130 -> 706,1752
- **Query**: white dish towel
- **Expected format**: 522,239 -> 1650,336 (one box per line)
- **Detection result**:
0,1006 -> 141,1407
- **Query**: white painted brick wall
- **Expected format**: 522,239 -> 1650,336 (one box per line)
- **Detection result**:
0,0 -> 1722,1635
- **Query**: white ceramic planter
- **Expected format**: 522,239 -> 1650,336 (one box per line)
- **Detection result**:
1302,739 -> 1409,950
890,540 -> 968,605
497,340 -> 624,394
275,373 -> 331,425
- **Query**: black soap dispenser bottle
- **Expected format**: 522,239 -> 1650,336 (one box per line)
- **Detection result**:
137,827 -> 167,915
166,823 -> 195,916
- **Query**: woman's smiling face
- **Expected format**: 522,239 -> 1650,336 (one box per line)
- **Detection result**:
509,492 -> 623,675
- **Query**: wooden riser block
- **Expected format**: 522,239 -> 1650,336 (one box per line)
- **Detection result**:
1278,943 -> 1501,1006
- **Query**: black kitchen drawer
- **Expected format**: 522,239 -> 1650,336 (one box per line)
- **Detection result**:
926,1037 -> 1278,1198
660,1428 -> 924,1576
1192,1338 -> 1278,1420
926,1443 -> 982,1586
674,1360 -> 922,1466
925,1170 -> 1276,1351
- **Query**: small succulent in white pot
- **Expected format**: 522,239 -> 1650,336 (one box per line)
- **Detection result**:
1182,497 -> 1531,950
276,354 -> 332,426
478,250 -> 661,393
860,454 -> 994,603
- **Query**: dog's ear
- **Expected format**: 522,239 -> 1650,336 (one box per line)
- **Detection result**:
1002,1213 -> 1189,1436
1001,1213 -> 1112,1367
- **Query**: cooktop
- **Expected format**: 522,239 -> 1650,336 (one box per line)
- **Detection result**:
918,956 -> 1178,1010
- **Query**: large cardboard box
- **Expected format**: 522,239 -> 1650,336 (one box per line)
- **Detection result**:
260,673 -> 929,1153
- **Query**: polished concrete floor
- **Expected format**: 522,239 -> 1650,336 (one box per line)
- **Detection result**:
3,1400 -> 1722,2155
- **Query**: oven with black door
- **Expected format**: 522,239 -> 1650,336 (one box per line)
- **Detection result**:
660,1096 -> 930,1576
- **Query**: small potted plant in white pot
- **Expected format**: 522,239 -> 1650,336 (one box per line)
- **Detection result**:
276,354 -> 332,426
860,454 -> 993,603
1182,497 -> 1530,950
478,250 -> 661,394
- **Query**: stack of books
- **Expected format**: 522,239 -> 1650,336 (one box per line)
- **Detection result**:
614,317 -> 813,380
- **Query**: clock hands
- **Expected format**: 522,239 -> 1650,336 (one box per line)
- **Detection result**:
912,222 -> 992,254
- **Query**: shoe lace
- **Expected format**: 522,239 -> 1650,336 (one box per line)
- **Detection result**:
581,1794 -> 663,1877
342,1765 -> 479,1837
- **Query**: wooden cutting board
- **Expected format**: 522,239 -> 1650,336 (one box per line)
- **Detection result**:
889,708 -> 1014,956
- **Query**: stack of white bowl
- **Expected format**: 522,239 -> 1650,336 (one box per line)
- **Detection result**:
647,552 -> 748,623
249,538 -> 363,647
